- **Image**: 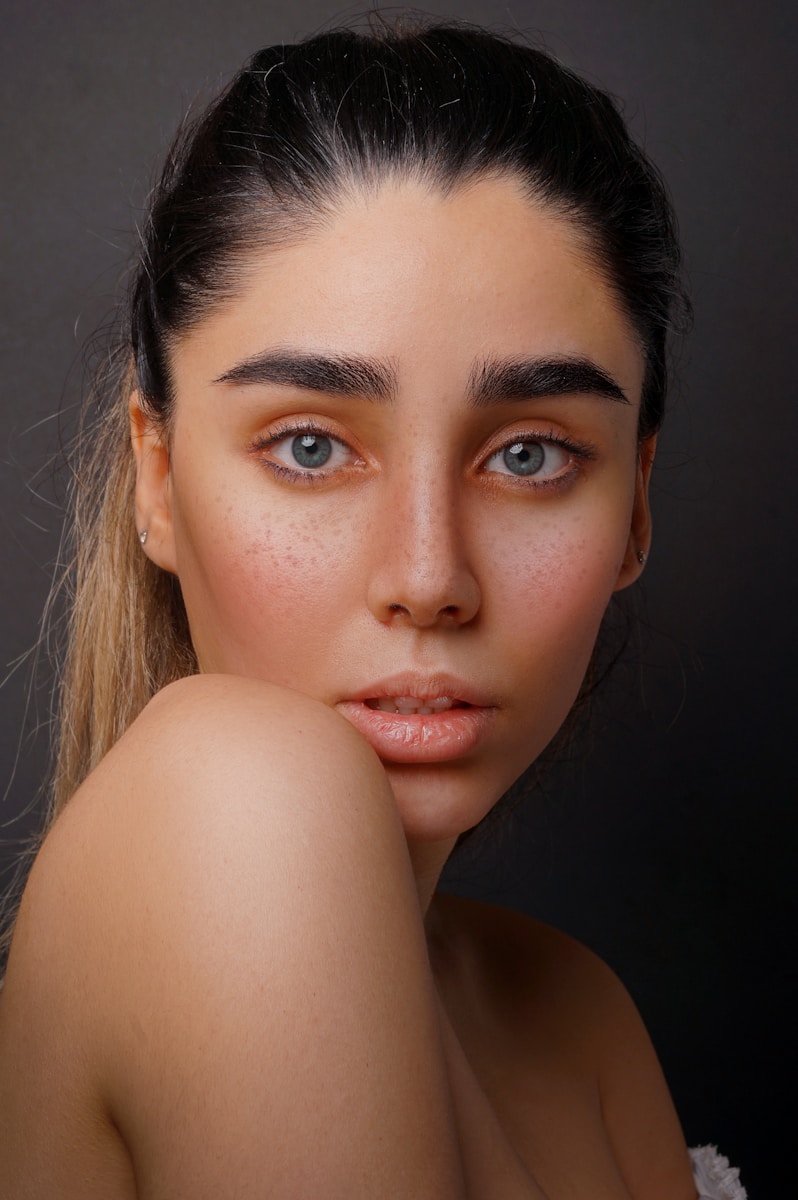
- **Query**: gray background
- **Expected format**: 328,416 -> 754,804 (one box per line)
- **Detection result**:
1,0 -> 795,1192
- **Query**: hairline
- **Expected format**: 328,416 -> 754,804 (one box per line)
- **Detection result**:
152,165 -> 648,430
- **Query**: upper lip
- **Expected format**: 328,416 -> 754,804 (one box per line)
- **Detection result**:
338,673 -> 497,708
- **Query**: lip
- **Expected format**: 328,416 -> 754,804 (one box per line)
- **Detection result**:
335,673 -> 498,764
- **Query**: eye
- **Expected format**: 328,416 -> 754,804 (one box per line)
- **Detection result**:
262,426 -> 359,477
484,437 -> 573,479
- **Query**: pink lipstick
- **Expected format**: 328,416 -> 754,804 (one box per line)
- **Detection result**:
336,677 -> 496,764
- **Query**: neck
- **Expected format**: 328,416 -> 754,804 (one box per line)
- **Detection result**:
407,836 -> 457,915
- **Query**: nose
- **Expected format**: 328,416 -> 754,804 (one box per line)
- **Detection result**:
366,468 -> 481,629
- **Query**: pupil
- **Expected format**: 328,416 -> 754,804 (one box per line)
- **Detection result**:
504,441 -> 544,475
292,434 -> 332,469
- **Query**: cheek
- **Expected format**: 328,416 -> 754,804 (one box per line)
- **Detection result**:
486,501 -> 629,674
486,513 -> 626,772
173,483 -> 361,676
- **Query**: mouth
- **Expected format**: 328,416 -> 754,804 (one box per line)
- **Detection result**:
364,696 -> 469,716
336,679 -> 495,764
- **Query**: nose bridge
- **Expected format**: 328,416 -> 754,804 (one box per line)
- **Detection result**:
368,449 -> 480,627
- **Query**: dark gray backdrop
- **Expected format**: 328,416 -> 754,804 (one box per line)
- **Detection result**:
1,1 -> 795,1192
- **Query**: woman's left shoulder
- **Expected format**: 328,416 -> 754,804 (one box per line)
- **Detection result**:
433,893 -> 697,1200
432,892 -> 652,1047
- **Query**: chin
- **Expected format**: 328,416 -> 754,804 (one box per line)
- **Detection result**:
384,760 -> 510,845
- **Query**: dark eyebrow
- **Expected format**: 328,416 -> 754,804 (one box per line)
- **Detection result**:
467,356 -> 630,407
214,350 -> 397,402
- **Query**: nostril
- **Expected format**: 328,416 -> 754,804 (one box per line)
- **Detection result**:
385,601 -> 462,627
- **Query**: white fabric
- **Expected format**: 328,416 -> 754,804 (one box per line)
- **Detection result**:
690,1145 -> 747,1200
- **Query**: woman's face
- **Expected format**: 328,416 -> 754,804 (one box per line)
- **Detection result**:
133,177 -> 652,844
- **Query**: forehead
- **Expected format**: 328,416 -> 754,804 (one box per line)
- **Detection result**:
170,176 -> 644,402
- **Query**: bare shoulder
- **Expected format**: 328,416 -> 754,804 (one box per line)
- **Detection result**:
0,675 -> 403,1197
31,673 -> 386,878
430,892 -> 638,1063
432,893 -> 696,1200
1,674 -> 386,1011
2,672 -> 392,1020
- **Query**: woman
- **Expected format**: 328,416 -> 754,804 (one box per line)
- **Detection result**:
0,21 -> 744,1199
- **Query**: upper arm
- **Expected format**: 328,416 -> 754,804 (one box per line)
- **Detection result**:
0,676 -> 466,1198
586,951 -> 696,1200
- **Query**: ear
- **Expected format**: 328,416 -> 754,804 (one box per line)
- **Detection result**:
614,435 -> 656,592
129,393 -> 178,575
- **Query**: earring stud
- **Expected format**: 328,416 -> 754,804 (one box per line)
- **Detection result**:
139,530 -> 148,546
636,549 -> 646,565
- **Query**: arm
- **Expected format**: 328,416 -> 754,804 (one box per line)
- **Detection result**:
590,951 -> 697,1200
0,676 -> 466,1199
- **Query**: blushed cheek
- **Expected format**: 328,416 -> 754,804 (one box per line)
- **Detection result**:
498,517 -> 625,663
179,499 -> 360,677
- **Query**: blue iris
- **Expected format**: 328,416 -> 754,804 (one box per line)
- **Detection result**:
503,441 -> 545,476
292,434 -> 333,469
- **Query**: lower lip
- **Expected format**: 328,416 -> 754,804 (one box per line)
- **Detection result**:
335,701 -> 495,764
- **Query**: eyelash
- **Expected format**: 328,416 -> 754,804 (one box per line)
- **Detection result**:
250,421 -> 596,489
480,427 -> 596,490
250,420 -> 358,485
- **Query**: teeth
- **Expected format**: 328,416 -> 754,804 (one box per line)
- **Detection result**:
371,696 -> 460,715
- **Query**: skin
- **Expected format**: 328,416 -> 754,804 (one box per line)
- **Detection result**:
0,177 -> 696,1198
136,175 -> 652,887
